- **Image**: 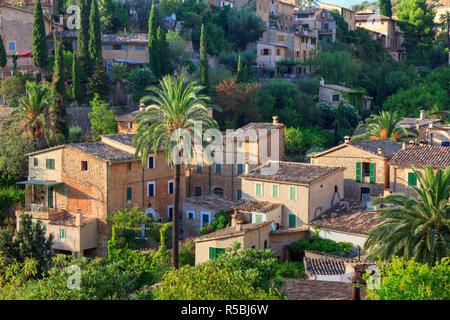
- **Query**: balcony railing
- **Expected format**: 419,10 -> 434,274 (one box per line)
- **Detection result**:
16,206 -> 65,220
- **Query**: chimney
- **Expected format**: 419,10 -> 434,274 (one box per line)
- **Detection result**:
377,147 -> 383,156
231,212 -> 244,231
420,110 -> 426,120
139,103 -> 146,111
236,219 -> 243,231
75,210 -> 83,227
402,142 -> 406,150
272,115 -> 279,124
429,121 -> 433,129
416,121 -> 420,131
344,136 -> 350,143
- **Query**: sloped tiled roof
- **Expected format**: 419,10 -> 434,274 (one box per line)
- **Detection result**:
241,161 -> 344,185
388,145 -> 450,168
102,134 -> 135,147
194,222 -> 271,242
67,142 -> 134,162
233,199 -> 282,213
183,194 -> 237,212
279,279 -> 353,300
226,122 -> 285,139
304,256 -> 346,277
348,139 -> 401,158
309,199 -> 380,235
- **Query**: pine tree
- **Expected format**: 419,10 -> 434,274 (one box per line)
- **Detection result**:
89,0 -> 102,66
32,0 -> 48,76
72,53 -> 82,101
157,26 -> 171,76
199,24 -> 209,90
148,3 -> 161,79
78,0 -> 91,78
379,0 -> 392,18
0,35 -> 6,79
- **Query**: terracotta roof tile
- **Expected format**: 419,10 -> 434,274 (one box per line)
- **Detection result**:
194,222 -> 271,242
67,142 -> 134,162
279,279 -> 353,300
348,139 -> 401,158
304,256 -> 346,277
233,199 -> 282,213
388,145 -> 450,168
183,194 -> 237,212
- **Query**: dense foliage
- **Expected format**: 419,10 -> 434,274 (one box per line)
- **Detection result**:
88,94 -> 117,141
199,210 -> 231,235
289,236 -> 354,261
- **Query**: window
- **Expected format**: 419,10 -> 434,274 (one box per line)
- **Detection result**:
148,156 -> 154,169
276,48 -> 281,56
311,159 -> 316,164
186,210 -> 194,219
104,45 -> 112,50
167,206 -> 173,221
195,186 -> 202,196
168,180 -> 174,194
128,122 -> 132,130
46,159 -> 55,170
59,228 -> 66,238
74,41 -> 78,50
121,45 -> 127,50
261,48 -> 270,56
255,183 -> 263,197
289,186 -> 297,200
215,163 -> 222,173
127,162 -> 132,171
209,247 -> 225,259
237,163 -> 244,175
311,38 -> 316,45
126,187 -> 132,201
264,240 -> 267,249
196,164 -> 202,172
135,45 -> 145,51
111,44 -> 121,50
81,161 -> 88,171
289,214 -> 296,228
214,187 -> 224,196
107,63 -> 113,72
301,36 -> 305,43
255,213 -> 263,223
201,212 -> 211,227
408,172 -> 417,187
332,94 -> 340,102
236,189 -> 242,201
147,181 -> 155,197
278,35 -> 284,42
272,184 -> 279,198
33,158 -> 38,166
356,162 -> 375,183
8,42 -> 15,51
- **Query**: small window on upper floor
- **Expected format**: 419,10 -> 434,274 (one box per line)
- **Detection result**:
127,162 -> 132,171
148,156 -> 154,169
128,122 -> 132,130
135,45 -> 145,51
46,159 -> 55,170
8,42 -> 15,51
332,94 -> 340,102
33,158 -> 38,167
81,161 -> 88,171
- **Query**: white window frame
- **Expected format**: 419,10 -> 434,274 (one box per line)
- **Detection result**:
148,156 -> 154,169
168,180 -> 174,194
147,181 -> 155,197
167,205 -> 173,220
200,211 -> 211,228
186,210 -> 195,220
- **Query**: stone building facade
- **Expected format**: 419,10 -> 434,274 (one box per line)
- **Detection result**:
309,139 -> 401,203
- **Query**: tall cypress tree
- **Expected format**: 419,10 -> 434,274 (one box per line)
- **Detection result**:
199,24 -> 209,90
379,0 -> 392,18
236,55 -> 247,84
72,53 -> 82,101
157,26 -> 171,76
32,0 -> 48,76
148,3 -> 161,79
88,0 -> 102,66
78,0 -> 91,78
0,35 -> 6,79
52,38 -> 68,138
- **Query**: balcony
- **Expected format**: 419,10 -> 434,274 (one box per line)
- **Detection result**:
16,206 -> 66,221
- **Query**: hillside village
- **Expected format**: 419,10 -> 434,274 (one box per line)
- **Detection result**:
0,0 -> 448,301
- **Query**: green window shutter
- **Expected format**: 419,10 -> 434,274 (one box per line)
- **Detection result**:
34,158 -> 38,166
369,163 -> 375,184
290,186 -> 296,200
311,159 -> 315,164
356,162 -> 362,182
216,248 -> 225,257
272,185 -> 278,198
255,214 -> 262,223
408,172 -> 417,186
249,213 -> 252,223
126,187 -> 132,200
256,183 -> 262,197
209,247 -> 216,259
264,240 -> 267,249
289,214 -> 296,228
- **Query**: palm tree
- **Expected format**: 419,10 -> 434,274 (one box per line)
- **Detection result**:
12,81 -> 57,148
108,62 -> 130,105
364,166 -> 450,266
133,74 -> 218,268
352,111 -> 416,142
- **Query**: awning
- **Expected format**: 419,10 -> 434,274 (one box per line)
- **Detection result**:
113,59 -> 149,65
17,180 -> 64,186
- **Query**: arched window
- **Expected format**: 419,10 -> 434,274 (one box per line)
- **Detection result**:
142,208 -> 157,238
213,188 -> 224,196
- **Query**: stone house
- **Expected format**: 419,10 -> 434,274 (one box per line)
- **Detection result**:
240,161 -> 345,227
319,2 -> 356,30
309,138 -> 402,203
234,0 -> 270,27
256,41 -> 287,69
354,9 -> 405,61
308,199 -> 380,248
294,8 -> 335,43
181,194 -> 237,239
0,4 -> 62,77
17,133 -> 184,256
319,79 -> 373,109
388,145 -> 450,198
270,0 -> 297,32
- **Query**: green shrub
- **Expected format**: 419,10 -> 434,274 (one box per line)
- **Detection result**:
68,126 -> 84,143
289,237 -> 353,260
364,256 -> 450,300
179,238 -> 195,267
199,210 -> 231,235
274,262 -> 306,279
0,187 -> 24,224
